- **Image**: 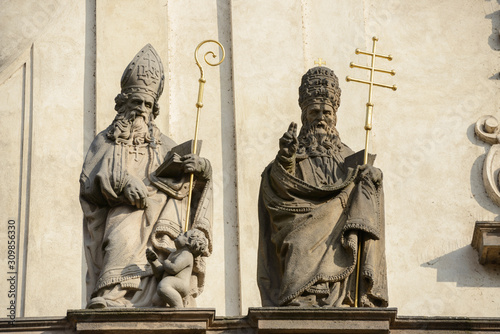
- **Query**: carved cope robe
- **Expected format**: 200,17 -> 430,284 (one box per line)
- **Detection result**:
80,44 -> 212,308
80,129 -> 212,307
257,66 -> 388,307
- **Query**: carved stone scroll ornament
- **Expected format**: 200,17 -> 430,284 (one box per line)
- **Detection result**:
475,115 -> 500,206
472,116 -> 500,265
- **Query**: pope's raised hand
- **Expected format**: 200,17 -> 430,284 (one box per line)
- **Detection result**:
279,122 -> 298,158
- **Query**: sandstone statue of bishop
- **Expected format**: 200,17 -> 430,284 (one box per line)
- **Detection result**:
80,44 -> 212,308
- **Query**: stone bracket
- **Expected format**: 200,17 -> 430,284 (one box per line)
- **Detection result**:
472,221 -> 500,265
67,308 -> 215,333
247,307 -> 397,333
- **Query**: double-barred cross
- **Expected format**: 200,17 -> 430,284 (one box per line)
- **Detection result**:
345,36 -> 397,309
346,36 -> 397,165
314,58 -> 326,66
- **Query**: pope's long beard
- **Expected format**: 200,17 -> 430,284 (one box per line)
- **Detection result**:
107,108 -> 161,146
296,123 -> 342,158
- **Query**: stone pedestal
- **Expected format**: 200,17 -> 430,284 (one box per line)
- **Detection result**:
67,308 -> 215,333
247,307 -> 397,334
471,221 -> 500,265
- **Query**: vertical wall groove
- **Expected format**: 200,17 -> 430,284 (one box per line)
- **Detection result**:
217,0 -> 241,316
82,0 -> 97,308
16,62 -> 27,319
19,44 -> 34,317
84,0 -> 97,153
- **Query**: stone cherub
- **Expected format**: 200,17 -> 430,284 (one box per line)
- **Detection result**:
258,66 -> 388,307
146,229 -> 209,308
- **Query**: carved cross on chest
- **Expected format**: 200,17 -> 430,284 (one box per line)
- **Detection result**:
129,146 -> 145,161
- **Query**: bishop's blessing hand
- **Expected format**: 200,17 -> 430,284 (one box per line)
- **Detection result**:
279,122 -> 298,159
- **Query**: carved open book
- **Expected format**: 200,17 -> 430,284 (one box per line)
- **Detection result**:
344,149 -> 376,168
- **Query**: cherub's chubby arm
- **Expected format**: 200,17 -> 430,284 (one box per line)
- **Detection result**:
163,250 -> 193,276
146,248 -> 164,281
165,247 -> 176,254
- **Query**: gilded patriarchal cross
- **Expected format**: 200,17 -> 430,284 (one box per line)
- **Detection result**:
314,58 -> 326,66
346,36 -> 397,308
346,36 -> 397,165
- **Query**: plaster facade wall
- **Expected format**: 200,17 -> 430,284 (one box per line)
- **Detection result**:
0,0 -> 499,319
0,0 -> 86,318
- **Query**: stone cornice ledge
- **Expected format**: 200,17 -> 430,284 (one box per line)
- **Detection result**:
392,316 -> 500,332
0,317 -> 67,332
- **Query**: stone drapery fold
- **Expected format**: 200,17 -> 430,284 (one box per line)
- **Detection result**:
258,149 -> 388,307
80,127 -> 212,306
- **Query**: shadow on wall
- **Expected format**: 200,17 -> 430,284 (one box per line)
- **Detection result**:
486,1 -> 500,79
486,7 -> 500,52
467,123 -> 500,220
421,245 -> 500,287
0,1 -> 70,79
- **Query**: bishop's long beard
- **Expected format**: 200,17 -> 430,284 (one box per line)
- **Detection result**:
296,123 -> 342,159
107,108 -> 160,146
